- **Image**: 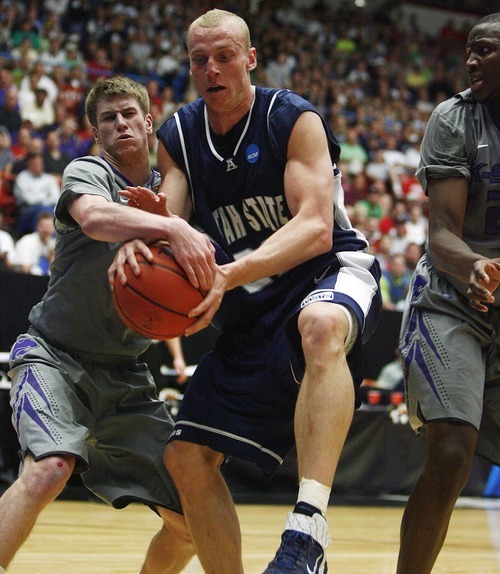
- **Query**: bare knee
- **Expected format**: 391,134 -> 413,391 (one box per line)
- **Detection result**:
19,455 -> 75,503
424,423 -> 477,489
164,441 -> 223,492
298,304 -> 349,363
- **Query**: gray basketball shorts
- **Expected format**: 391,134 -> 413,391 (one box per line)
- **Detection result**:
399,257 -> 500,465
9,332 -> 183,513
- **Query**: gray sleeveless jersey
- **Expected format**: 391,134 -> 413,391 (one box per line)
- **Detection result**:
416,89 -> 500,302
29,156 -> 161,358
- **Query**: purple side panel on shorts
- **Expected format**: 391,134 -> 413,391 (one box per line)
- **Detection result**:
14,366 -> 57,443
10,337 -> 38,361
403,305 -> 446,407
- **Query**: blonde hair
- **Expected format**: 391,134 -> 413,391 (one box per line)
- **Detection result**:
85,76 -> 150,128
187,9 -> 251,51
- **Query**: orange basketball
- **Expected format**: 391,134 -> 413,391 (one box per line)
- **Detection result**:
113,243 -> 206,340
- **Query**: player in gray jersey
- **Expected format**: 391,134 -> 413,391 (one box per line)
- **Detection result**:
397,13 -> 500,574
0,76 -> 216,573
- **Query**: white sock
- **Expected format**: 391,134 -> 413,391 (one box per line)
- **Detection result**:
297,477 -> 331,516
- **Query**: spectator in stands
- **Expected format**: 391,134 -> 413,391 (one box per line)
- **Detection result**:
404,241 -> 424,274
160,85 -> 180,120
0,87 -> 22,135
380,252 -> 412,311
404,202 -> 428,249
63,39 -> 85,70
11,16 -> 41,52
127,28 -> 152,75
264,50 -> 296,89
20,86 -> 55,133
58,64 -> 87,118
389,212 -> 411,256
365,148 -> 391,186
85,43 -> 112,82
0,68 -> 15,106
340,125 -> 369,177
0,208 -> 15,271
18,61 -> 58,107
0,126 -> 13,172
11,210 -> 55,275
57,115 -> 82,159
147,36 -> 184,89
0,13 -> 13,54
10,125 -> 32,162
10,38 -> 38,70
42,128 -> 71,177
354,184 -> 384,219
373,233 -> 394,273
11,135 -> 44,175
13,151 -> 60,235
38,31 -> 66,73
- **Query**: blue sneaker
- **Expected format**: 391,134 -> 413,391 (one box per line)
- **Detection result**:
263,512 -> 331,573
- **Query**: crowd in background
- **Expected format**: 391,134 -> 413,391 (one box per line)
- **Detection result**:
0,0 -> 477,309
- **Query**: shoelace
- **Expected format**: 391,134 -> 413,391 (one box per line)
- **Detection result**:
272,532 -> 310,568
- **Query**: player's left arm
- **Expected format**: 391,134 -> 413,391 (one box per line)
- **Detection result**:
186,111 -> 334,334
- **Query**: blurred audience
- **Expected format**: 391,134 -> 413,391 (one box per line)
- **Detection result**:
380,252 -> 412,311
0,0 -> 479,283
12,151 -> 60,236
0,208 -> 15,271
11,209 -> 55,275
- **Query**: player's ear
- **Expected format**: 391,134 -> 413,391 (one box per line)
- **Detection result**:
93,126 -> 101,144
145,113 -> 154,134
247,47 -> 257,71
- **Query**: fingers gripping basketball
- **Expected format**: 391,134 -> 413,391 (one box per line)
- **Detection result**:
113,243 -> 206,339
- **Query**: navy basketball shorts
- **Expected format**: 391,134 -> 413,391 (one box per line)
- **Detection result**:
169,251 -> 382,472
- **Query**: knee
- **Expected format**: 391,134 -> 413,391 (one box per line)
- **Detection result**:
20,456 -> 74,502
298,306 -> 347,360
425,429 -> 476,487
164,442 -> 223,490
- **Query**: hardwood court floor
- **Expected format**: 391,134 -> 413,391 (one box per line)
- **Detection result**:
6,499 -> 500,573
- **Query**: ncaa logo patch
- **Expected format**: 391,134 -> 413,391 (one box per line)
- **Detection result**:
245,143 -> 260,164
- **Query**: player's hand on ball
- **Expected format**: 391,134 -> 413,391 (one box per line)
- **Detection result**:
467,259 -> 500,312
119,186 -> 169,216
108,238 -> 152,290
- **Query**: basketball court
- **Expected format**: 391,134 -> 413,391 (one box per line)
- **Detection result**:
5,497 -> 500,573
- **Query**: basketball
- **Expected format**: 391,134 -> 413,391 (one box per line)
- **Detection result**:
113,243 -> 206,340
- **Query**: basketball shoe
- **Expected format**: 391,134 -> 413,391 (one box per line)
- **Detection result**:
263,511 -> 331,573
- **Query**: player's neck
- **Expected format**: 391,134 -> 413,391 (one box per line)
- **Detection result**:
106,156 -> 152,187
207,85 -> 255,136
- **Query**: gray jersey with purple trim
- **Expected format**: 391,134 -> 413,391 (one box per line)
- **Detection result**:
416,88 -> 500,303
28,156 -> 160,357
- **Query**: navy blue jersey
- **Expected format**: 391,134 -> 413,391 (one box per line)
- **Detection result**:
157,87 -> 369,328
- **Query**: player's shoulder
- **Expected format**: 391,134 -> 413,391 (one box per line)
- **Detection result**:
431,89 -> 472,119
63,155 -> 111,178
258,86 -> 314,112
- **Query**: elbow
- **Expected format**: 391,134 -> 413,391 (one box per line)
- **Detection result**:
314,221 -> 333,256
79,206 -> 104,238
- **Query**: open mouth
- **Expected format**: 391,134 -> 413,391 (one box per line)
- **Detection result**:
208,86 -> 225,93
470,77 -> 482,89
